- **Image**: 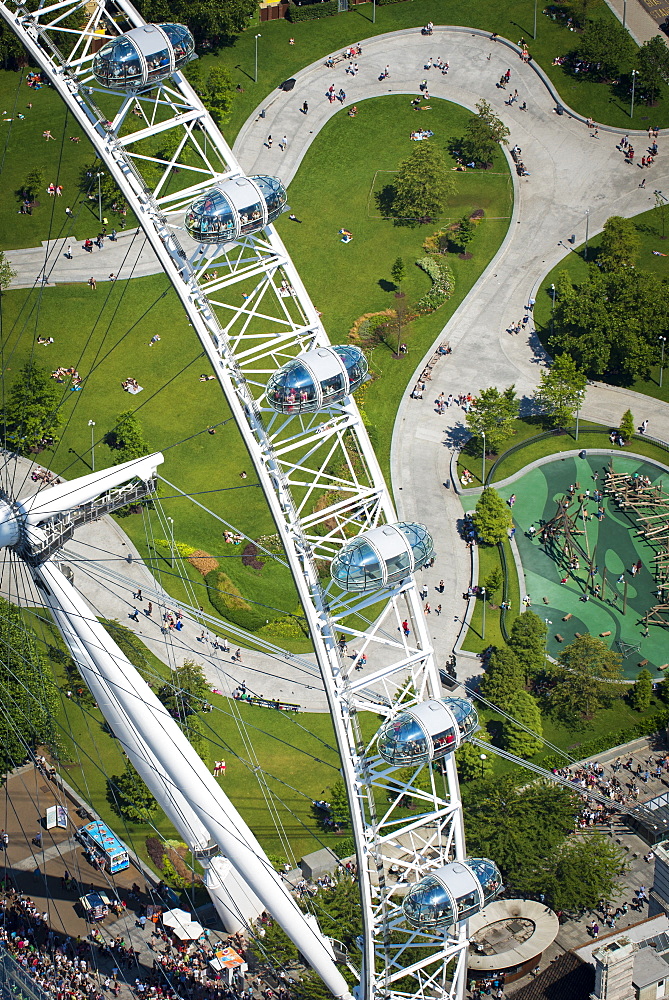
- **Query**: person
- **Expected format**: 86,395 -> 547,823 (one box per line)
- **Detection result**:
302,101 -> 308,114
88,276 -> 96,290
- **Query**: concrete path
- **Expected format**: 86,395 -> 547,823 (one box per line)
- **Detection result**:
7,26 -> 669,689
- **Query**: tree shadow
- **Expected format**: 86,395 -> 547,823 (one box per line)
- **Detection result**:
378,278 -> 396,293
443,422 -> 471,450
374,183 -> 395,219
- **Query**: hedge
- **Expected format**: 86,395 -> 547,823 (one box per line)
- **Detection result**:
539,708 -> 669,771
414,255 -> 455,315
205,570 -> 268,631
287,1 -> 338,21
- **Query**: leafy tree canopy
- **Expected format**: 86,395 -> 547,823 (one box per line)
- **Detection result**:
0,250 -> 16,292
551,268 -> 669,382
480,645 -> 524,709
533,354 -> 588,429
105,410 -> 150,465
459,99 -> 510,165
463,777 -> 579,885
108,759 -> 158,823
133,0 -> 258,44
573,19 -> 635,79
507,611 -> 548,682
598,216 -> 641,273
474,487 -> 513,546
0,597 -> 60,771
549,635 -> 623,721
500,690 -> 544,759
392,141 -> 455,223
619,408 -> 635,441
456,726 -> 494,781
466,385 -> 519,454
515,834 -> 627,913
636,36 -> 669,103
158,659 -> 209,719
2,360 -> 63,455
629,668 -> 653,711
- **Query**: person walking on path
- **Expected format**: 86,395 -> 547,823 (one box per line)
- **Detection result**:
146,601 -> 153,616
266,135 -> 272,149
88,276 -> 96,290
280,135 -> 288,151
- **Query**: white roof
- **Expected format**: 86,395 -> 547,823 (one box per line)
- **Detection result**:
162,907 -> 204,940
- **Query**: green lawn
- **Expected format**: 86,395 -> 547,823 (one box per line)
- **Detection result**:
276,96 -> 513,480
1,0 -> 665,250
0,276 -> 303,631
462,538 -> 519,654
534,201 -> 669,402
211,0 -> 669,139
38,618 -> 378,865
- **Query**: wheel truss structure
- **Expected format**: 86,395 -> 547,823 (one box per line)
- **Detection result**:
0,3 -> 469,1000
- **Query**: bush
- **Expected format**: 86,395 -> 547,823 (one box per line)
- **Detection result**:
187,550 -> 219,576
287,0 -> 338,21
205,570 -> 267,631
241,543 -> 265,570
540,709 -> 669,769
414,256 -> 455,314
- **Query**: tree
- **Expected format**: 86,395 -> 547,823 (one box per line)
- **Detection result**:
158,659 -> 209,719
0,250 -> 16,292
392,141 -> 455,223
391,256 -> 405,294
0,597 -> 60,773
194,66 -> 236,126
460,99 -> 510,166
135,0 -> 258,45
500,691 -> 544,758
20,165 -> 45,201
463,776 -> 579,885
466,385 -> 519,454
619,408 -> 635,441
480,646 -> 524,708
483,565 -> 503,603
507,611 -> 548,683
551,269 -> 669,381
2,360 -> 62,455
474,487 -> 512,545
329,778 -> 351,826
109,759 -> 157,823
598,215 -> 641,273
456,727 -> 494,781
79,163 -> 125,213
549,635 -> 623,721
573,19 -> 635,80
533,354 -> 588,429
636,36 -> 669,104
105,410 -> 150,464
515,834 -> 627,913
457,214 -> 476,254
629,668 -> 653,710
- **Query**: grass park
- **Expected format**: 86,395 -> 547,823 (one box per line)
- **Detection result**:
3,0 -> 669,880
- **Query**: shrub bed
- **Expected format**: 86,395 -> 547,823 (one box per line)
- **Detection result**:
414,255 -> 455,314
205,570 -> 268,631
287,1 -> 338,21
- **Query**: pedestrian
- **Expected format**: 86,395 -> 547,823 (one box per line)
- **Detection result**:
438,579 -> 444,592
65,206 -> 73,217
641,418 -> 648,434
65,243 -> 72,258
402,619 -> 410,636
235,648 -> 242,662
130,607 -> 139,621
302,101 -> 308,114
280,135 -> 288,151
146,601 -> 153,616
640,178 -> 646,188
88,276 -> 96,290
289,213 -> 302,223
267,135 -> 273,148
424,602 -> 431,614
435,604 -> 442,615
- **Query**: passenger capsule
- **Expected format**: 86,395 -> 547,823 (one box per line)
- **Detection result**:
266,345 -> 368,413
93,24 -> 195,91
376,699 -> 478,766
330,522 -> 433,592
185,175 -> 287,244
402,858 -> 502,929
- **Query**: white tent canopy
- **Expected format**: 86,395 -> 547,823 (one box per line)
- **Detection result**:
162,907 -> 205,941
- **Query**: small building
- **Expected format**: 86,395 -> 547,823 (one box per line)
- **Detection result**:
300,847 -> 340,881
208,947 -> 247,985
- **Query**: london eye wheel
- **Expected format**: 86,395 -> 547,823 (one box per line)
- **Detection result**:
0,4 -> 501,1000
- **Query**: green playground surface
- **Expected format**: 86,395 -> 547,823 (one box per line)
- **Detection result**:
497,454 -> 669,678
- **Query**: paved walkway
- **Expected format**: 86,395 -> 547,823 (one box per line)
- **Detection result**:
7,26 -> 669,689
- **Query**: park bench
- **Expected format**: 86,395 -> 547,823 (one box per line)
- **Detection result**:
562,613 -> 573,621
600,630 -> 612,637
639,659 -> 649,668
574,631 -> 583,638
555,634 -> 564,642
659,664 -> 669,671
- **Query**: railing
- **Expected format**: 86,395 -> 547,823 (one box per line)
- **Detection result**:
0,944 -> 52,1000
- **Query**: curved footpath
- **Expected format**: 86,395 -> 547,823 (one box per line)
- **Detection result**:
6,27 -> 669,690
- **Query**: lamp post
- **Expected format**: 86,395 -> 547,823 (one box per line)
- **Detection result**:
533,0 -> 538,38
481,587 -> 486,641
88,420 -> 95,471
167,517 -> 174,568
655,190 -> 668,240
479,753 -> 487,779
575,389 -> 584,442
481,430 -> 486,486
584,209 -> 590,260
373,0 -> 376,23
96,172 -> 103,224
544,619 -> 552,654
254,34 -> 261,83
623,0 -> 627,29
550,283 -> 556,338
630,69 -> 637,120
660,336 -> 667,388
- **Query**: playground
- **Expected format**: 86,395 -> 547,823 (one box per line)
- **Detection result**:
498,454 -> 669,677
